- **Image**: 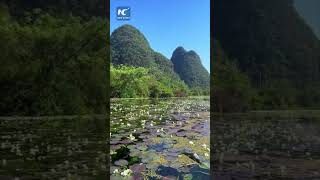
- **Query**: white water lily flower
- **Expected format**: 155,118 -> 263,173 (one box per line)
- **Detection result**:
129,134 -> 135,141
110,150 -> 117,155
205,153 -> 209,157
156,129 -> 160,133
120,169 -> 132,176
189,141 -> 194,145
133,129 -> 137,132
127,123 -> 131,127
194,153 -> 200,160
113,169 -> 119,174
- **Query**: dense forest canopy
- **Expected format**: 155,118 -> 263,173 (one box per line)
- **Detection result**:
2,0 -> 106,18
111,25 -> 153,67
213,0 -> 320,111
0,1 -> 108,115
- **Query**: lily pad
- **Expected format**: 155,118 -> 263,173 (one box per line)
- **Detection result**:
148,143 -> 169,152
156,166 -> 180,177
176,131 -> 187,137
130,164 -> 146,173
114,159 -> 128,166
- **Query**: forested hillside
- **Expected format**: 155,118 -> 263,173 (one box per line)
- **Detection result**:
110,25 -> 209,97
171,47 -> 210,91
213,0 -> 320,111
0,1 -> 108,115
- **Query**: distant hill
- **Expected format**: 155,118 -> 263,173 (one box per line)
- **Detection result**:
213,0 -> 320,109
171,47 -> 210,89
111,24 -> 209,90
111,25 -> 153,67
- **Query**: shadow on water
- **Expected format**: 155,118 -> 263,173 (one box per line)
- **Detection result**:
0,115 -> 107,179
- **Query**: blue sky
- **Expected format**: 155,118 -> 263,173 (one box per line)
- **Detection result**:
110,0 -> 210,72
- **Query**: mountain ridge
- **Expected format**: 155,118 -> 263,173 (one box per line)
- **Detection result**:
111,24 -> 209,90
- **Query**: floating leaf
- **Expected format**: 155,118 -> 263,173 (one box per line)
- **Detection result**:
183,174 -> 193,180
175,131 -> 187,137
156,166 -> 180,177
130,164 -> 146,173
136,145 -> 147,151
114,159 -> 128,166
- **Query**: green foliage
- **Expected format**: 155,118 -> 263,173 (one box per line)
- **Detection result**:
190,87 -> 210,96
110,65 -> 189,98
3,0 -> 106,18
111,25 -> 153,67
110,65 -> 151,98
153,52 -> 176,77
0,12 -> 108,115
171,47 -> 210,90
148,67 -> 189,98
212,40 -> 254,112
213,62 -> 253,112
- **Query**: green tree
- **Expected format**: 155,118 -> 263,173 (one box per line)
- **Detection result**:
110,65 -> 151,98
0,14 -> 108,115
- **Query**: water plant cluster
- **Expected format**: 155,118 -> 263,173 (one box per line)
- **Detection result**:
110,98 -> 210,179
